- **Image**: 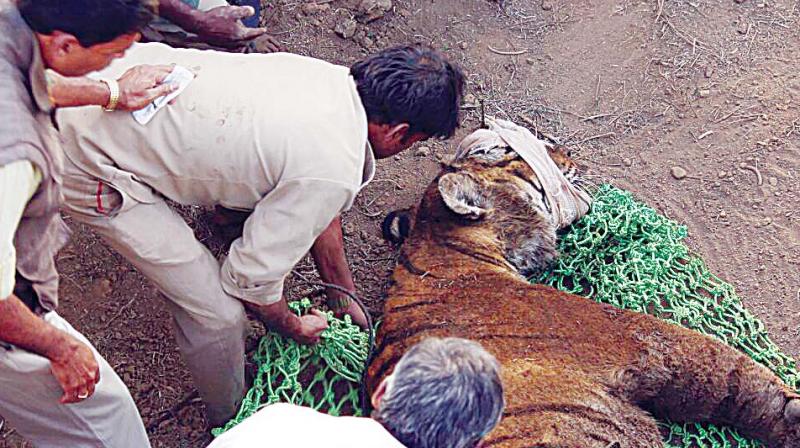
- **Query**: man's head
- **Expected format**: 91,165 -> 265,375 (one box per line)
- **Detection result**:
372,337 -> 504,448
18,0 -> 156,76
352,45 -> 465,159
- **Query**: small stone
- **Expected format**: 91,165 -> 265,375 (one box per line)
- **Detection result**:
670,166 -> 688,180
90,278 -> 113,298
301,2 -> 330,14
334,19 -> 357,39
414,146 -> 431,157
768,176 -> 778,186
526,58 -> 536,65
623,158 -> 633,167
719,210 -> 727,218
462,93 -> 477,107
698,89 -> 711,98
541,0 -> 554,10
704,66 -> 715,78
356,0 -> 392,22
737,21 -> 749,34
718,170 -> 727,178
343,221 -> 357,235
459,41 -> 468,50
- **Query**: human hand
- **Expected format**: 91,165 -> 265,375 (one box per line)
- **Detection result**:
116,64 -> 178,111
292,309 -> 329,345
47,334 -> 100,404
336,299 -> 369,329
191,5 -> 268,48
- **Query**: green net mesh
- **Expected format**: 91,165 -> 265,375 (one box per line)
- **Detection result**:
215,183 -> 798,447
211,300 -> 369,436
538,184 -> 798,447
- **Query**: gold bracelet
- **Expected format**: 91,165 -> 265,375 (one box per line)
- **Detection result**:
99,78 -> 120,112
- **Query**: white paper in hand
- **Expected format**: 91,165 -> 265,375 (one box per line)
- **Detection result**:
132,65 -> 195,125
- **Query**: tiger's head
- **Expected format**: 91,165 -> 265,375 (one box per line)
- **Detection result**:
384,136 -> 588,277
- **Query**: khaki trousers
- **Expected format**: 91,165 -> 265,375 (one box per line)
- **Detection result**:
0,312 -> 150,447
61,158 -> 247,427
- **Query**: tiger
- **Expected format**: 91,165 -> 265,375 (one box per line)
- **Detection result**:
368,134 -> 800,447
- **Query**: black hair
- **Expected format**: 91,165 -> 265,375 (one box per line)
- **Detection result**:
351,45 -> 465,139
18,0 -> 155,47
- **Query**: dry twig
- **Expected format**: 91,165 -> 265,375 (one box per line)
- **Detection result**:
487,45 -> 528,56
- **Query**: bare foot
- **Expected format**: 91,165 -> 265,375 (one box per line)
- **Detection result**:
243,34 -> 283,53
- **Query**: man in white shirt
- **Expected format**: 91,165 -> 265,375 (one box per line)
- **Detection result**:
57,44 -> 465,426
207,338 -> 505,448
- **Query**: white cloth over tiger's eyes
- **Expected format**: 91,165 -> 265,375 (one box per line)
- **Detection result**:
455,118 -> 592,229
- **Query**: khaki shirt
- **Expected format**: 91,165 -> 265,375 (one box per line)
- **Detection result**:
58,43 -> 375,304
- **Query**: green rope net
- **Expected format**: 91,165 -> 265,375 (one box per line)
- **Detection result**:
538,184 -> 799,447
211,299 -> 369,436
215,183 -> 798,447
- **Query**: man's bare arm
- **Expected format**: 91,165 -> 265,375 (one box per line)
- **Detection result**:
310,216 -> 368,328
159,0 -> 267,48
48,64 -> 177,111
0,294 -> 100,403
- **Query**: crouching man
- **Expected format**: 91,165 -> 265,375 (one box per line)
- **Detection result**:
57,43 -> 464,426
208,338 -> 505,447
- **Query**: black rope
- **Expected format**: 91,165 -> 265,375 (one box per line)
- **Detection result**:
306,282 -> 376,417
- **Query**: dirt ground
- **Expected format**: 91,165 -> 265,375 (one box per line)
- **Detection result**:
2,0 -> 798,446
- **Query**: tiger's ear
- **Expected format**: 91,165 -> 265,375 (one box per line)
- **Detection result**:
438,172 -> 491,220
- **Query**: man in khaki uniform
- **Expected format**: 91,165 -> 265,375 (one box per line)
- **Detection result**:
58,43 -> 464,427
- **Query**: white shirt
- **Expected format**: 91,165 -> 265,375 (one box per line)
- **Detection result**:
207,404 -> 405,448
0,160 -> 41,299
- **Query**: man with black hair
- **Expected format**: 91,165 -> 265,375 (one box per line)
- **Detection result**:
0,0 -> 171,446
57,43 -> 463,427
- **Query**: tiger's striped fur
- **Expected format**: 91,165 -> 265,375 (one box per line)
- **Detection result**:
369,146 -> 800,447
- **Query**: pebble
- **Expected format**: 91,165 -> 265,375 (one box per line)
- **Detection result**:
541,0 -> 554,10
698,89 -> 711,98
356,0 -> 392,22
301,2 -> 330,14
463,93 -> 477,106
670,166 -> 688,180
90,278 -> 113,298
718,170 -> 727,178
459,41 -> 468,50
719,210 -> 727,218
415,146 -> 431,157
737,21 -> 749,34
334,19 -> 357,39
623,158 -> 633,167
704,66 -> 714,78
768,176 -> 778,186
